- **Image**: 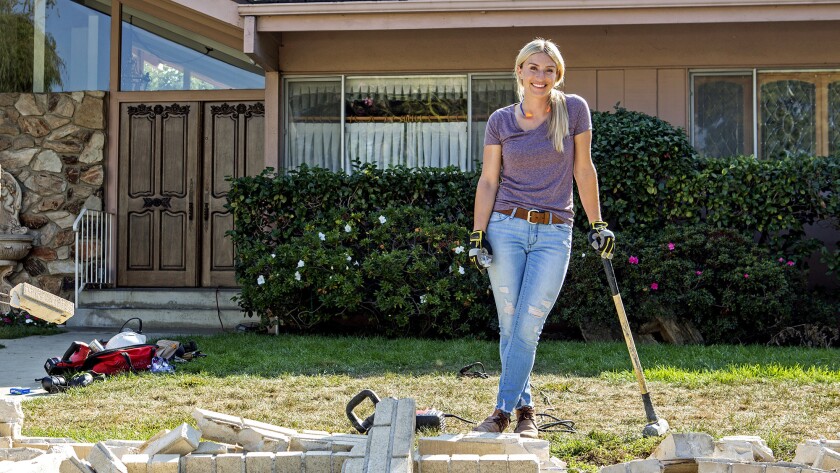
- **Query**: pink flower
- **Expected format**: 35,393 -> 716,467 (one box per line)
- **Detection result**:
787,261 -> 795,266
363,97 -> 373,107
695,271 -> 703,276
650,282 -> 659,290
2,317 -> 10,324
744,273 -> 749,279
778,257 -> 785,263
628,256 -> 639,265
667,242 -> 675,251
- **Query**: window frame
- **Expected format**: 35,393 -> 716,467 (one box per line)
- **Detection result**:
690,68 -> 840,159
282,72 -> 517,172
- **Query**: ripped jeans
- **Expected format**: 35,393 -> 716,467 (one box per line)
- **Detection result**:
485,211 -> 573,414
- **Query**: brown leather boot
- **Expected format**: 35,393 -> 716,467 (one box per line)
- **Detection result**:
472,409 -> 510,433
514,406 -> 539,438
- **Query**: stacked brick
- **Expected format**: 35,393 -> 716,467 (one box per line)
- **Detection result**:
4,395 -> 840,473
599,433 -> 840,473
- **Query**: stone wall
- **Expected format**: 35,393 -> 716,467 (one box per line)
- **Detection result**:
0,92 -> 106,301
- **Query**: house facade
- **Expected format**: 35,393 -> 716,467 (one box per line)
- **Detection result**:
0,0 -> 838,328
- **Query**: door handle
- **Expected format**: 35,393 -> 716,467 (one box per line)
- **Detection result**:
188,179 -> 194,221
203,202 -> 209,221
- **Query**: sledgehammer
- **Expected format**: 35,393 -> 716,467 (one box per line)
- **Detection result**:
601,258 -> 670,437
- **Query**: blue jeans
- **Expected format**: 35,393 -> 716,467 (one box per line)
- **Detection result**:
485,211 -> 573,414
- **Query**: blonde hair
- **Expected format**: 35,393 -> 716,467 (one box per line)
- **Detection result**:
514,38 -> 569,153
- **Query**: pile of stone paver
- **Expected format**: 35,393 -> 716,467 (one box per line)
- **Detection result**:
2,396 -> 839,473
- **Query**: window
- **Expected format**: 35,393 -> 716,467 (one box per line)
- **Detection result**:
692,70 -> 840,159
120,7 -> 264,91
0,0 -> 110,93
284,74 -> 518,172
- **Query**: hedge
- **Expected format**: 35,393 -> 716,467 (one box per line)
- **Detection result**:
226,108 -> 840,343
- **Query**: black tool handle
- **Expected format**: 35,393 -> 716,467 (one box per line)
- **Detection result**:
346,389 -> 380,433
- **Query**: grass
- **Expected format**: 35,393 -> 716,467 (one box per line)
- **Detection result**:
0,324 -> 64,340
19,333 -> 840,472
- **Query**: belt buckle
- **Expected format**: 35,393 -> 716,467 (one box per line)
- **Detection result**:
526,209 -> 543,224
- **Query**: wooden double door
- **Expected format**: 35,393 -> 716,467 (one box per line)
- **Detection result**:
118,101 -> 265,287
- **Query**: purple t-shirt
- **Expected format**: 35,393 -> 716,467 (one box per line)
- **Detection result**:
484,94 -> 591,223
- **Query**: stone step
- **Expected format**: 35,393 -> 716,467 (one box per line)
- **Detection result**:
68,288 -> 254,331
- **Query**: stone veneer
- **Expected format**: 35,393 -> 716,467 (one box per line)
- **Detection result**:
0,92 -> 106,302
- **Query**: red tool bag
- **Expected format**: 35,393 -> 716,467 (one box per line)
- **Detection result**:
45,341 -> 157,376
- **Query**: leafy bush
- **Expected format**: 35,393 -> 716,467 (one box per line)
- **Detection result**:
227,108 -> 839,343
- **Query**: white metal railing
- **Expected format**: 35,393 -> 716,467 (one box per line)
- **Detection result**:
73,208 -> 114,305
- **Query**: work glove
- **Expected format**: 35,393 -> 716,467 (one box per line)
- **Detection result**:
469,230 -> 493,271
587,221 -> 616,259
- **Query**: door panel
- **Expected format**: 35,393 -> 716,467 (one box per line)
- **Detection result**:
119,102 -> 199,286
202,102 -> 265,286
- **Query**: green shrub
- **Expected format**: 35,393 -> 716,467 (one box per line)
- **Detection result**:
227,108 -> 839,343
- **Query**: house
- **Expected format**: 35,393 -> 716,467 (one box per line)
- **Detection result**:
0,0 -> 837,329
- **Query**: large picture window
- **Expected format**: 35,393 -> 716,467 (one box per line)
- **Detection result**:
284,74 -> 517,172
692,70 -> 840,159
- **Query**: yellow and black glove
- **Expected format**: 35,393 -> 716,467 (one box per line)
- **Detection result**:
468,230 -> 493,271
587,221 -> 616,259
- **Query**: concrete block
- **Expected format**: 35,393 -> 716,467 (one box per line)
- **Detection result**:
449,453 -> 480,473
275,451 -> 303,473
717,436 -> 774,462
88,442 -> 129,473
393,398 -> 417,457
342,457 -> 365,473
141,423 -> 201,456
151,454 -> 180,473
365,425 -> 392,472
239,425 -> 291,452
373,398 -> 397,426
71,443 -> 95,459
515,438 -> 550,464
794,440 -> 840,465
478,453 -> 508,471
193,408 -> 242,445
714,442 -> 755,462
601,459 -> 664,473
215,453 -> 245,473
332,451 -> 353,473
418,454 -> 450,473
731,463 -> 766,473
765,463 -> 806,473
182,453 -> 215,473
244,451 -> 274,472
60,456 -> 96,473
0,422 -> 21,438
507,453 -> 541,473
390,455 -> 413,473
0,436 -> 11,448
650,433 -> 715,460
0,398 -> 24,423
243,418 -> 298,437
698,459 -> 732,473
122,453 -> 151,473
305,451 -> 334,472
813,447 -> 840,470
290,432 -> 333,452
0,447 -> 45,461
195,440 -> 234,454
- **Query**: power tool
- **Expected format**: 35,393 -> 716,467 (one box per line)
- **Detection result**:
346,389 -> 448,433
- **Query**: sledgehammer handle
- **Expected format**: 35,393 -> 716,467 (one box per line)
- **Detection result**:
602,259 -> 659,423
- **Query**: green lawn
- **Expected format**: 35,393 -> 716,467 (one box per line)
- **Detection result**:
20,333 -> 840,471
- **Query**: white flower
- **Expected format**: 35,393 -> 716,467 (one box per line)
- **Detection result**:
346,255 -> 352,262
294,271 -> 301,281
378,215 -> 387,224
345,224 -> 352,233
454,246 -> 464,254
271,253 -> 275,258
458,266 -> 465,275
25,318 -> 33,324
581,253 -> 586,258
354,261 -> 360,266
297,260 -> 305,268
319,232 -> 326,241
420,294 -> 427,304
257,275 -> 265,285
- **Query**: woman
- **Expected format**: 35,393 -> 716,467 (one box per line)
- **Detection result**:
468,38 -> 615,438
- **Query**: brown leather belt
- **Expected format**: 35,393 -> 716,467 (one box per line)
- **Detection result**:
497,208 -> 566,225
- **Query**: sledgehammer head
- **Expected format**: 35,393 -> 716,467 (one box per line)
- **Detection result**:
643,417 -> 670,437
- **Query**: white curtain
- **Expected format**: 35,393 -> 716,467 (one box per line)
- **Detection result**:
285,81 -> 342,171
344,77 -> 468,172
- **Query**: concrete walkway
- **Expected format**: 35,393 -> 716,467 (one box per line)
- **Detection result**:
0,328 -> 218,397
